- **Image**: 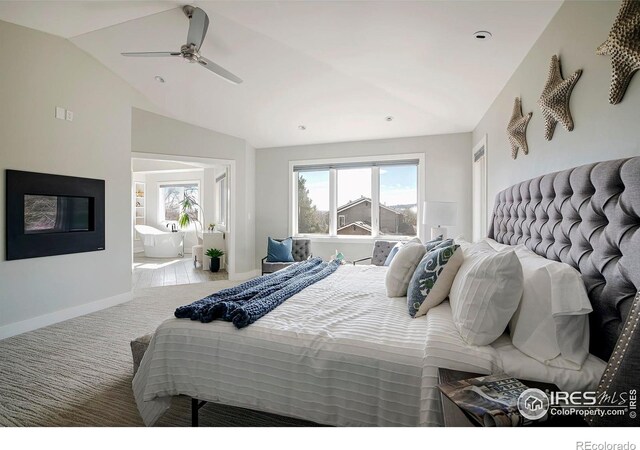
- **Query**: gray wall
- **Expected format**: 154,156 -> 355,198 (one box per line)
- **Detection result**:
255,133 -> 472,263
473,0 -> 640,210
131,108 -> 256,275
0,20 -> 153,333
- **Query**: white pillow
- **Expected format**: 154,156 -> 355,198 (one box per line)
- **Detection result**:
453,234 -> 474,251
483,237 -> 514,252
383,237 -> 422,266
449,241 -> 523,345
385,241 -> 426,297
507,245 -> 592,370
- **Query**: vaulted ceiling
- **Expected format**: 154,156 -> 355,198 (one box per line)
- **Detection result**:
0,1 -> 562,148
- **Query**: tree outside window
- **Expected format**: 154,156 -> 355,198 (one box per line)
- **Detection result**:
160,183 -> 199,222
297,171 -> 329,234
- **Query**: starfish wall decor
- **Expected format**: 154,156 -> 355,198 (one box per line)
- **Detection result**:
537,55 -> 582,141
596,0 -> 640,105
507,97 -> 533,159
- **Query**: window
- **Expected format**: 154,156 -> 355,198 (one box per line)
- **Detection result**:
296,170 -> 329,234
159,182 -> 199,222
292,157 -> 421,239
379,165 -> 418,236
337,168 -> 372,236
216,174 -> 227,228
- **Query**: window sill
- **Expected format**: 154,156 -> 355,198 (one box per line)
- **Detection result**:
294,235 -> 416,244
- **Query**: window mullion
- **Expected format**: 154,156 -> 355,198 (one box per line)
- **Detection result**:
371,167 -> 380,237
329,169 -> 337,236
292,171 -> 298,235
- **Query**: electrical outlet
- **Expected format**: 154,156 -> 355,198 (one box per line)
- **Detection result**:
55,107 -> 65,120
65,110 -> 74,122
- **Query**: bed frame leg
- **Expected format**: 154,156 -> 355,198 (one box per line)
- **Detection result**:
191,398 -> 208,427
191,398 -> 199,427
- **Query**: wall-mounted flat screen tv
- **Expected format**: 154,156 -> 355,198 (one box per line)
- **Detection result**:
24,194 -> 92,234
6,170 -> 105,260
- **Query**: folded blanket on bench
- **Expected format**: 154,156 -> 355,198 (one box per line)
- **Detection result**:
175,257 -> 340,328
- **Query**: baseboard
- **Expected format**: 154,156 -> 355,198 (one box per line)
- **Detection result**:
0,291 -> 132,341
228,269 -> 260,281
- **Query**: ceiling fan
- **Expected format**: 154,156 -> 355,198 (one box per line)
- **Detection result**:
121,5 -> 242,85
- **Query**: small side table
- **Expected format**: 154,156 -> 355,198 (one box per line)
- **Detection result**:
437,368 -> 587,427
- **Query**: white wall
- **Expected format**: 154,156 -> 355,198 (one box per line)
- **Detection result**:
0,20 -> 154,335
131,108 -> 256,276
203,168 -> 217,231
473,0 -> 640,210
132,172 -> 146,254
255,133 -> 472,263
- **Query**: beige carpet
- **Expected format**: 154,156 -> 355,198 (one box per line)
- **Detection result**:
0,281 -> 318,427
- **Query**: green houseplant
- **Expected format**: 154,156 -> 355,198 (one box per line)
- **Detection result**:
178,193 -> 204,244
205,248 -> 225,272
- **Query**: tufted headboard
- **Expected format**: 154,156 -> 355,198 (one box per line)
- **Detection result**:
488,157 -> 640,361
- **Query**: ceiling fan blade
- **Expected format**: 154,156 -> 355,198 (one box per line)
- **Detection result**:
121,51 -> 181,57
185,6 -> 209,51
198,57 -> 243,84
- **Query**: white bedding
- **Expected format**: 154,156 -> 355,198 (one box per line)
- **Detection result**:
133,264 -> 605,427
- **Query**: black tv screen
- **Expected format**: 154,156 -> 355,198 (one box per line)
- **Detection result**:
24,194 -> 93,234
6,170 -> 105,260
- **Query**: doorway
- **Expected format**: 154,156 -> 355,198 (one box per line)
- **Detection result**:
131,153 -> 233,288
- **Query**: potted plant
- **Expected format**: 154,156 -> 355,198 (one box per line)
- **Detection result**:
205,248 -> 225,272
178,193 -> 204,244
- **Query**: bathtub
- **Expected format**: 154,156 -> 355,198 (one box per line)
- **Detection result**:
135,225 -> 184,258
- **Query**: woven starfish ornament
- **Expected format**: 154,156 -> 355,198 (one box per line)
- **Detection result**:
537,55 -> 582,141
596,0 -> 640,104
507,97 -> 532,159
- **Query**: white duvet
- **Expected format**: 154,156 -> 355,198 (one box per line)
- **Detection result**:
133,264 -> 605,426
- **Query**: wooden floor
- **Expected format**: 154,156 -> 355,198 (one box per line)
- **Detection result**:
132,254 -> 228,290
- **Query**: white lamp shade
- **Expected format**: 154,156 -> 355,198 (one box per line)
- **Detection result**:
424,201 -> 457,226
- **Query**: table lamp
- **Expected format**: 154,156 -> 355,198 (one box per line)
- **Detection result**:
424,201 -> 457,240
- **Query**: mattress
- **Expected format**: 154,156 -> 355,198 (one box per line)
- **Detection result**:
133,264 -> 605,426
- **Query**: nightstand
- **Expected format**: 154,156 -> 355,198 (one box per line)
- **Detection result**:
437,368 -> 587,427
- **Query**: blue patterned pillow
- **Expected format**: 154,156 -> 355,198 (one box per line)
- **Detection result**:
267,237 -> 295,262
407,244 -> 464,317
426,238 -> 453,252
383,243 -> 402,266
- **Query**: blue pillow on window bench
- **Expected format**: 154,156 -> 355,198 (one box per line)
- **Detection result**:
267,237 -> 295,263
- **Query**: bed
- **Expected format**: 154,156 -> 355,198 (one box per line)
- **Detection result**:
133,156 -> 640,427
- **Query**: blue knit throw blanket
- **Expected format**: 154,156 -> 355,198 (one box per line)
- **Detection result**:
175,257 -> 340,328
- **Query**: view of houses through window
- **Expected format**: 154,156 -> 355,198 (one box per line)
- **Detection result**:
295,162 -> 418,237
337,168 -> 372,236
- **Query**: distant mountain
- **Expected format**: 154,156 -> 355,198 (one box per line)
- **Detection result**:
385,203 -> 417,210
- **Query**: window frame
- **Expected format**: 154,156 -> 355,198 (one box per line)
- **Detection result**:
158,180 -> 202,224
216,173 -> 228,229
289,154 -> 424,242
